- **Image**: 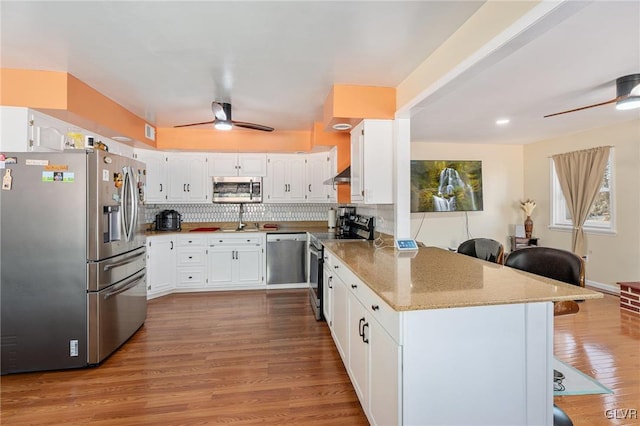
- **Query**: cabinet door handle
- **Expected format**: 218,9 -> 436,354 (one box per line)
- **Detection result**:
358,317 -> 365,337
328,276 -> 333,288
308,184 -> 311,192
351,284 -> 357,289
188,276 -> 193,279
371,305 -> 379,311
159,183 -> 163,193
188,256 -> 193,259
334,265 -> 339,269
362,323 -> 369,344
187,184 -> 191,192
170,241 -> 174,250
183,184 -> 187,192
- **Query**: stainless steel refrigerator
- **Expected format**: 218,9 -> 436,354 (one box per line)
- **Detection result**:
1,150 -> 147,374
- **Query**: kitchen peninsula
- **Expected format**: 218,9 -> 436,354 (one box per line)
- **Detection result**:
321,241 -> 602,426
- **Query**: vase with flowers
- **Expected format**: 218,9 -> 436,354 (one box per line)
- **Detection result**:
520,199 -> 536,238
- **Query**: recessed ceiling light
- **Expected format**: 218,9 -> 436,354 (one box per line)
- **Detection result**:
332,123 -> 352,131
495,118 -> 510,125
615,96 -> 640,111
112,136 -> 132,142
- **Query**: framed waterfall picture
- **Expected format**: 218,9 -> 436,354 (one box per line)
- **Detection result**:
410,160 -> 483,212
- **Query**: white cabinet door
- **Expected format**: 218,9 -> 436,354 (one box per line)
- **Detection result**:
348,294 -> 370,406
30,110 -> 67,152
350,120 -> 393,204
369,320 -> 401,426
235,246 -> 263,285
146,236 -> 176,298
323,263 -> 334,327
207,247 -> 235,286
135,150 -> 168,203
209,153 -> 241,176
209,153 -> 267,177
306,152 -> 329,202
332,272 -> 349,363
265,154 -> 306,203
238,154 -> 267,177
168,154 -> 208,203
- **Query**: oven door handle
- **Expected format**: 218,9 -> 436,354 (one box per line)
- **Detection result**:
103,270 -> 146,299
309,245 -> 323,258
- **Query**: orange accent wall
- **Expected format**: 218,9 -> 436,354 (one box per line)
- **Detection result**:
156,127 -> 312,152
66,75 -> 150,145
1,69 -> 68,109
323,85 -> 396,131
0,68 -> 154,148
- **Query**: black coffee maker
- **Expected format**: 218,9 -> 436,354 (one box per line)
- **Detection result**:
336,206 -> 356,237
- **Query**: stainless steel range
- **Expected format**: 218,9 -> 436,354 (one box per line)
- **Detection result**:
308,214 -> 375,320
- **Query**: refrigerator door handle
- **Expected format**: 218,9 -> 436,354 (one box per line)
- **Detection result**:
103,270 -> 146,300
103,250 -> 146,271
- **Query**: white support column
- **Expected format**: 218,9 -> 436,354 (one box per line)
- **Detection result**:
394,118 -> 411,239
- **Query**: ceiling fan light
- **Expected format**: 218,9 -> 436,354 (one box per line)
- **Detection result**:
615,96 -> 640,111
214,120 -> 233,131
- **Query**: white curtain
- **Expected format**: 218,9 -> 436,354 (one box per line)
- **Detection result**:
552,146 -> 610,256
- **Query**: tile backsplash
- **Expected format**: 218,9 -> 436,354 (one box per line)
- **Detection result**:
145,203 -> 340,224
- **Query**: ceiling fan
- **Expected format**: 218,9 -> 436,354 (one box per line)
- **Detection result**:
544,74 -> 640,118
174,102 -> 274,132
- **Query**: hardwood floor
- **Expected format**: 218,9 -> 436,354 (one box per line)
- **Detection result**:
554,292 -> 640,426
2,290 -> 638,425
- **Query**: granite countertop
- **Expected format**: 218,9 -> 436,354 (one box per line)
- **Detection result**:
146,221 -> 331,236
322,241 -> 603,311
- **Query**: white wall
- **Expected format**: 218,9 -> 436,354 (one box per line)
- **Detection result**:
523,119 -> 640,289
411,142 -> 524,250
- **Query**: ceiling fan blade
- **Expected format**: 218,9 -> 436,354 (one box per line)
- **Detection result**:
543,97 -> 620,118
173,120 -> 215,128
232,121 -> 275,132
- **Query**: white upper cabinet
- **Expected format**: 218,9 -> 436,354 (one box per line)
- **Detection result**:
209,153 -> 267,177
168,154 -> 209,203
1,107 -> 67,152
306,152 -> 331,202
135,149 -> 169,203
350,119 -> 393,204
264,154 -> 307,203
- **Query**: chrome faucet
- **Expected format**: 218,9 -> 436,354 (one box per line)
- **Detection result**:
236,203 -> 246,231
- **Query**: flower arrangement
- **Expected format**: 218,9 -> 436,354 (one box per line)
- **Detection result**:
520,199 -> 536,217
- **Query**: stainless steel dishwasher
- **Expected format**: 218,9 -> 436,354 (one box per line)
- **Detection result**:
266,233 -> 307,285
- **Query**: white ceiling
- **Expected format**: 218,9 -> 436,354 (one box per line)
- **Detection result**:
1,1 -> 639,145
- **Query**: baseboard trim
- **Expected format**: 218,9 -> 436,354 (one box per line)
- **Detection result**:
586,280 -> 619,296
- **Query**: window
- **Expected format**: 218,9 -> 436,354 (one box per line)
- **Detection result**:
550,149 -> 615,234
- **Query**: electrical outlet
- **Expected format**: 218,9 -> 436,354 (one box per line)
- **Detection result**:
377,216 -> 384,225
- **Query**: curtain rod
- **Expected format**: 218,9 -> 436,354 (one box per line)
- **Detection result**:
546,145 -> 614,158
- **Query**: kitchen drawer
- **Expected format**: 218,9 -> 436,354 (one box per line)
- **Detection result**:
177,235 -> 206,247
331,257 -> 359,289
350,278 -> 401,344
208,234 -> 264,246
177,248 -> 206,266
176,268 -> 206,288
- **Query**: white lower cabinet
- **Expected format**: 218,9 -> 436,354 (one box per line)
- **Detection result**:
146,235 -> 176,298
322,262 -> 333,327
176,235 -> 207,290
207,233 -> 265,289
328,252 -> 401,426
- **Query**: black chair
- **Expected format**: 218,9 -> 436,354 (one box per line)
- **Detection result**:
505,246 -> 584,426
457,238 -> 504,264
504,246 -> 585,287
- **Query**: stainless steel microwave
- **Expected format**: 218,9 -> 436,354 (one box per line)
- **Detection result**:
212,177 -> 263,203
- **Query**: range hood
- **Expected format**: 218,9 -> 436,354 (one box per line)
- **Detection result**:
324,166 -> 351,185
